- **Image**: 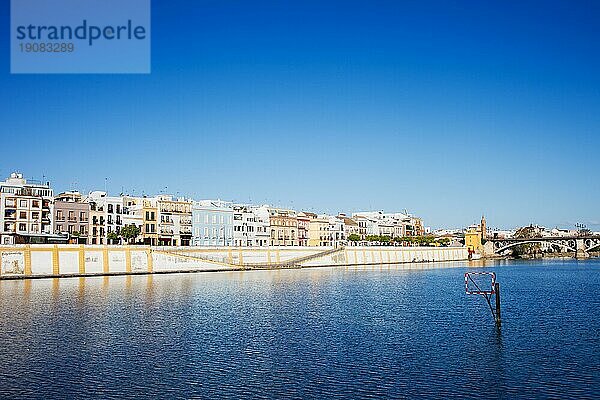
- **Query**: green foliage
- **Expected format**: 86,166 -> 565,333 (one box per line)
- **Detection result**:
120,224 -> 141,243
71,231 -> 80,237
393,235 -> 436,246
436,237 -> 451,246
365,235 -> 392,243
348,234 -> 361,242
107,231 -> 119,244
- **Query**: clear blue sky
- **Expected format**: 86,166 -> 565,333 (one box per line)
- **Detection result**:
1,0 -> 599,230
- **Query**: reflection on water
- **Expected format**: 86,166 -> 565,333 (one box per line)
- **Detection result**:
0,259 -> 599,399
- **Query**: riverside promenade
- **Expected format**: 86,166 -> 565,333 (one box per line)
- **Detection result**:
0,245 -> 469,279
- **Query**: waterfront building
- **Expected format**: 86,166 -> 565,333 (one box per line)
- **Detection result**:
88,200 -> 105,245
352,210 -> 424,238
121,196 -> 145,244
54,191 -> 90,244
338,215 -> 360,241
297,212 -> 310,246
0,172 -> 60,244
352,215 -> 370,240
157,195 -> 192,246
192,200 -> 233,246
141,197 -> 159,246
327,215 -> 347,247
308,214 -> 330,246
465,216 -> 488,252
249,205 -> 272,247
232,205 -> 270,247
268,208 -> 298,246
465,225 -> 483,252
86,191 -> 126,244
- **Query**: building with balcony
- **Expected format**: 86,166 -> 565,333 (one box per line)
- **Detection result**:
297,212 -> 311,246
156,195 -> 192,246
54,191 -> 90,244
268,208 -> 298,246
0,172 -> 62,244
352,210 -> 425,239
85,191 -> 125,244
308,214 -> 330,247
232,205 -> 270,247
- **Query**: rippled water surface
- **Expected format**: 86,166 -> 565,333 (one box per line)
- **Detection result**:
0,259 -> 599,399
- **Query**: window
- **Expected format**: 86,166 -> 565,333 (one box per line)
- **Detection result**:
31,212 -> 39,220
68,225 -> 74,233
108,204 -> 113,213
32,200 -> 40,208
80,212 -> 86,220
68,211 -> 75,220
5,198 -> 16,207
204,227 -> 208,237
212,215 -> 217,224
56,224 -> 63,232
19,200 -> 27,208
18,223 -> 26,231
204,214 -> 209,224
19,211 -> 27,219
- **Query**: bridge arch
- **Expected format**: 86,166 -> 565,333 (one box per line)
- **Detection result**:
586,242 -> 600,252
494,240 -> 577,254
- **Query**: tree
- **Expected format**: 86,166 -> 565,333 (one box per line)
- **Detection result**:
437,238 -> 451,247
107,231 -> 119,245
348,234 -> 361,242
120,224 -> 141,244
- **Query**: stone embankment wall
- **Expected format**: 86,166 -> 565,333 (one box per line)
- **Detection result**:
0,245 -> 469,279
307,246 -> 468,267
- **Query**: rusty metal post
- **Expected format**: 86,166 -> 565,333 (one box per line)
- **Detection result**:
494,282 -> 501,325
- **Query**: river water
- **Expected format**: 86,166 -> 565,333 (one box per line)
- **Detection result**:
0,258 -> 598,399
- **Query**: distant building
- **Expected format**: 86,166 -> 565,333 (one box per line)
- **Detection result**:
232,205 -> 270,247
338,214 -> 360,245
157,195 -> 192,246
192,200 -> 233,246
308,214 -> 330,246
297,212 -> 310,246
122,196 -> 145,244
86,191 -> 126,244
465,216 -> 487,252
0,172 -> 61,244
327,215 -> 346,247
54,191 -> 90,244
352,210 -> 424,238
269,208 -> 298,246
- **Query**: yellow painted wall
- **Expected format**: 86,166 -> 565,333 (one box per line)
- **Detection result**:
465,229 -> 482,252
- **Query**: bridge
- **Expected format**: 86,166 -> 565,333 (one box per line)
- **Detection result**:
484,236 -> 600,259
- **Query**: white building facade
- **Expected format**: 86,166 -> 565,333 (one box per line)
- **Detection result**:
0,172 -> 57,244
